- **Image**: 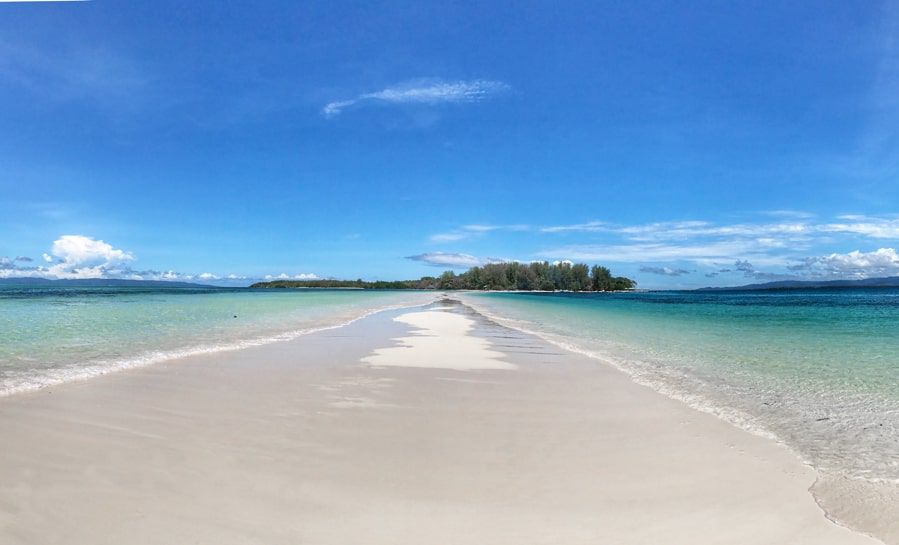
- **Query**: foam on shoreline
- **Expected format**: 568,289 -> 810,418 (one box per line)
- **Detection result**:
457,294 -> 898,544
1,298 -> 436,398
0,300 -> 883,544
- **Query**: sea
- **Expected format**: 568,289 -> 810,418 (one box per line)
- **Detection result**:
463,289 -> 899,491
2,284 -> 897,501
0,285 -> 432,397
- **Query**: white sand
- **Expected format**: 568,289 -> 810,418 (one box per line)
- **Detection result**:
0,305 -> 885,544
363,310 -> 516,370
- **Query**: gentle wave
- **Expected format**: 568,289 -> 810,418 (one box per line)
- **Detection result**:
458,293 -> 899,542
461,294 -> 899,489
0,299 -> 433,398
459,296 -> 812,460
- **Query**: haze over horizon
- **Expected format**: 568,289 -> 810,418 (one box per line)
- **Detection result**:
3,2 -> 899,288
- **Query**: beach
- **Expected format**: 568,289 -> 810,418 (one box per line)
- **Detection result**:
0,298 -> 884,544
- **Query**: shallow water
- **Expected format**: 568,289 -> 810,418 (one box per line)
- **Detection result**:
463,289 -> 899,486
0,286 -> 431,396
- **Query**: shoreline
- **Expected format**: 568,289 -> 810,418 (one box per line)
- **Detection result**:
0,297 -> 436,399
458,294 -> 899,543
0,299 -> 888,543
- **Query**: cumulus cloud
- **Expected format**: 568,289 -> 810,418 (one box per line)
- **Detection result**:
322,79 -> 510,117
406,252 -> 506,268
36,235 -> 134,279
52,235 -> 133,266
0,235 -> 140,280
0,234 -> 314,286
789,248 -> 899,279
639,266 -> 692,277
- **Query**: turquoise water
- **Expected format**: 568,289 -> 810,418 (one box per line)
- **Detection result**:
0,286 -> 431,396
3,285 -> 897,487
463,290 -> 899,484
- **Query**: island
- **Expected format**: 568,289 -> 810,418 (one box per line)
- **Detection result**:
250,261 -> 636,291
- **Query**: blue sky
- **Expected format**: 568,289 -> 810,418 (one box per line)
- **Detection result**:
2,1 -> 899,288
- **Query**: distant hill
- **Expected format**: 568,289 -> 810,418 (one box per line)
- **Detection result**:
698,276 -> 899,291
0,277 -> 217,289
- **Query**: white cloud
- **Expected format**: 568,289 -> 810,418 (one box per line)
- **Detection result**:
639,266 -> 692,277
263,273 -> 320,280
406,252 -> 507,268
462,224 -> 529,233
9,235 -> 137,280
540,221 -> 607,233
760,210 -> 816,219
322,79 -> 510,117
51,235 -> 133,266
539,240 -> 779,266
540,216 -> 899,243
820,217 -> 899,239
0,235 -> 317,285
789,248 -> 899,278
429,224 -> 530,243
617,221 -> 811,242
429,232 -> 471,243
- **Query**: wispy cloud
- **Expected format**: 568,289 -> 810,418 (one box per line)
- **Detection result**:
425,213 -> 899,282
539,240 -> 778,266
406,252 -> 506,269
0,39 -> 146,108
819,215 -> 899,238
322,79 -> 510,118
540,221 -> 607,233
639,266 -> 692,277
462,224 -> 529,233
429,232 -> 472,243
429,223 -> 529,243
540,219 -> 814,242
759,209 -> 816,219
540,215 -> 899,247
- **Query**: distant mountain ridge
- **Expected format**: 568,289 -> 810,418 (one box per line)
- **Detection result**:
698,276 -> 899,291
0,277 -> 217,289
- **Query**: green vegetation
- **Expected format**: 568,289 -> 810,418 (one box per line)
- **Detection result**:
250,262 -> 636,291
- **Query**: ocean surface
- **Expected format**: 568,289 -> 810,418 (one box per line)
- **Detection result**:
3,285 -> 897,491
0,286 -> 432,396
462,290 -> 899,488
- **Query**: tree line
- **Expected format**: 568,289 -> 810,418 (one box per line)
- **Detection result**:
251,261 -> 636,292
